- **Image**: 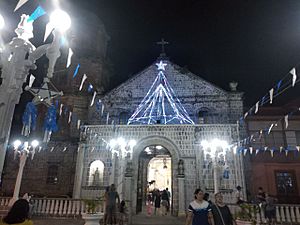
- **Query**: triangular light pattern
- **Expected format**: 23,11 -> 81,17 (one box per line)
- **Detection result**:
127,60 -> 194,125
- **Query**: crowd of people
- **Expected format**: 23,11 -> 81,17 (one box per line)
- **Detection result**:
0,185 -> 279,225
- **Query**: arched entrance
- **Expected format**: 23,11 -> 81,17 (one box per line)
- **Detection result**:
132,136 -> 180,216
136,145 -> 172,213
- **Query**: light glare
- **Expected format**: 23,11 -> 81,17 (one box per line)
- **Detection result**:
0,14 -> 4,29
13,140 -> 22,149
50,9 -> 71,31
31,140 -> 39,148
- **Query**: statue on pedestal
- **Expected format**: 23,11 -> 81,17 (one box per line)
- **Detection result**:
178,159 -> 184,176
92,167 -> 100,186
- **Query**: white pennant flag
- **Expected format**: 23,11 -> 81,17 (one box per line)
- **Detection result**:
249,147 -> 253,154
28,74 -> 35,87
244,112 -> 248,119
77,120 -> 81,129
284,115 -> 289,129
63,147 -> 67,152
269,88 -> 274,104
44,22 -> 54,42
268,123 -> 274,134
79,74 -> 87,91
90,91 -> 97,106
255,101 -> 259,114
290,68 -> 297,87
101,104 -> 105,116
66,48 -> 73,68
59,104 -> 64,116
68,111 -> 72,124
14,0 -> 29,11
106,112 -> 109,124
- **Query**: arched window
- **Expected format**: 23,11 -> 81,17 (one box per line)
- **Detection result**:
88,160 -> 105,186
119,112 -> 129,124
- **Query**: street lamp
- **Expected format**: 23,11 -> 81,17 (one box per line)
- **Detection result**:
10,139 -> 40,205
201,138 -> 229,193
0,9 -> 71,182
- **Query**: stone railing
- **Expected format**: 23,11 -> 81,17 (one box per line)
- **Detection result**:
228,204 -> 300,224
0,197 -> 104,218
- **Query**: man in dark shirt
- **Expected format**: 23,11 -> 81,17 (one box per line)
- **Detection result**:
105,184 -> 120,225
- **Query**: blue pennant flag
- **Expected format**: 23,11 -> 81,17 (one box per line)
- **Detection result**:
276,80 -> 282,93
27,6 -> 46,22
88,84 -> 93,93
96,100 -> 102,111
73,64 -> 80,78
261,95 -> 266,105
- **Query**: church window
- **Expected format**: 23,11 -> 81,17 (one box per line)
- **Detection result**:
88,160 -> 104,186
198,109 -> 209,124
275,170 -> 298,196
119,112 -> 129,125
47,164 -> 59,185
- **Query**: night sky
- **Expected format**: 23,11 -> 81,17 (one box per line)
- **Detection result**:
1,0 -> 300,107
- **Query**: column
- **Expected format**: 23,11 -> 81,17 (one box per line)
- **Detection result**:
213,161 -> 219,193
73,143 -> 85,198
124,162 -> 133,224
177,175 -> 186,217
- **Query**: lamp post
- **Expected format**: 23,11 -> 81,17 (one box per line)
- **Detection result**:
9,139 -> 39,205
0,10 -> 71,182
201,138 -> 228,193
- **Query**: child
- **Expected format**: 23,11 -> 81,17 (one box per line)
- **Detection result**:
119,200 -> 127,225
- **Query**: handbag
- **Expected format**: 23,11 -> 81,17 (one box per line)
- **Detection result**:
215,204 -> 227,225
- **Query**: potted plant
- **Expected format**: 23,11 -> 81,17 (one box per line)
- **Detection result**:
81,198 -> 104,225
234,203 -> 259,225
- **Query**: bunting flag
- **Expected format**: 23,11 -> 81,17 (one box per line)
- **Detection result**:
50,147 -> 54,152
249,147 -> 253,154
270,149 -> 274,158
101,104 -> 105,116
276,80 -> 282,92
255,149 -> 259,155
90,91 -> 97,106
269,88 -> 274,104
14,0 -> 29,11
28,74 -> 35,87
296,146 -> 300,152
280,146 -> 283,153
88,84 -> 93,93
79,74 -> 87,91
255,101 -> 259,114
290,68 -> 297,87
66,48 -> 73,68
268,123 -> 274,134
285,149 -> 289,157
243,148 -> 247,156
68,111 -> 72,124
27,5 -> 46,22
264,146 -> 268,151
63,147 -> 67,152
59,104 -> 63,116
284,115 -> 289,129
106,112 -> 109,124
77,120 -> 81,129
73,64 -> 80,78
244,112 -> 248,119
44,22 -> 54,42
258,130 -> 263,140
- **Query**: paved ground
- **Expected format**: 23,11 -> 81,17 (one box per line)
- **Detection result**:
32,213 -> 185,225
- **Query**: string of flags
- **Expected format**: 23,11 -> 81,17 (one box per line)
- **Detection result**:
240,67 -> 299,123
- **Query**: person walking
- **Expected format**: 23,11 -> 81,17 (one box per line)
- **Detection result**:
1,199 -> 33,225
211,192 -> 235,225
265,193 -> 277,225
106,184 -> 120,225
161,189 -> 169,215
153,189 -> 161,215
166,187 -> 171,212
185,188 -> 215,225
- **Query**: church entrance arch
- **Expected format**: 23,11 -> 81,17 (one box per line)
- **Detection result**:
131,136 -> 180,215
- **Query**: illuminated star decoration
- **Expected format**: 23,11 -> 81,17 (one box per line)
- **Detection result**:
25,78 -> 63,107
127,61 -> 194,125
155,60 -> 167,71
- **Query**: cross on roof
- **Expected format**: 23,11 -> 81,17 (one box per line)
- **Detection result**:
156,38 -> 169,56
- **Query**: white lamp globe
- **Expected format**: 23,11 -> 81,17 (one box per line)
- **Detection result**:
50,9 -> 71,32
0,14 -> 5,30
31,140 -> 39,148
13,140 -> 22,149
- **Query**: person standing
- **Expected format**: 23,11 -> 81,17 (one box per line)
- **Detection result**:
153,189 -> 161,215
235,186 -> 244,205
185,188 -> 215,225
161,189 -> 169,215
0,199 -> 33,225
265,193 -> 277,225
106,184 -> 120,225
211,192 -> 235,225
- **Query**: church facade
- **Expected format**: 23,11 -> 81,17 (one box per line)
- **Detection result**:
73,58 -> 245,215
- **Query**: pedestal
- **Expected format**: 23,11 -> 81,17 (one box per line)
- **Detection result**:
177,176 -> 186,217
